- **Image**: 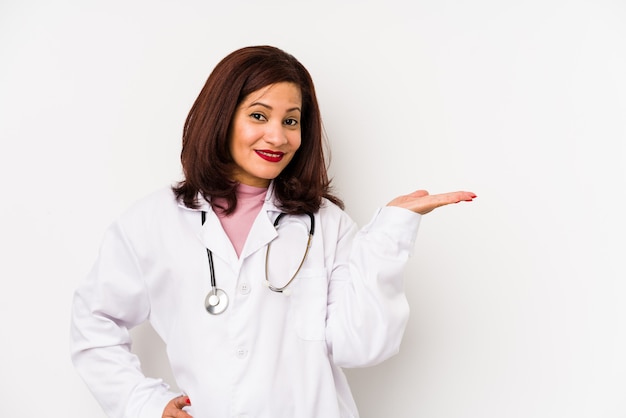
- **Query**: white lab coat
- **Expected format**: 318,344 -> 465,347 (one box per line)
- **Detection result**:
70,184 -> 421,418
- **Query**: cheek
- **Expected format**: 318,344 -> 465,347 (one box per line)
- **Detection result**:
286,137 -> 302,165
230,126 -> 254,154
291,133 -> 302,151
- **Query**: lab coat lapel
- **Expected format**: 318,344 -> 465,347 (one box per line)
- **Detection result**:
199,209 -> 239,266
238,185 -> 281,260
177,198 -> 239,267
238,208 -> 279,261
182,184 -> 281,265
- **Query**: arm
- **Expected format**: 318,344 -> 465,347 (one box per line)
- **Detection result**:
325,206 -> 419,367
70,222 -> 180,418
325,189 -> 476,368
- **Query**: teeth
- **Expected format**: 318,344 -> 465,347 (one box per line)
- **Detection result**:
259,151 -> 281,157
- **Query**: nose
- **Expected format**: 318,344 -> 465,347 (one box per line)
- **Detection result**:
263,121 -> 288,146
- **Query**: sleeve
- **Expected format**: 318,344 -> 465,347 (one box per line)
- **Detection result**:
325,206 -> 421,368
69,221 -> 179,418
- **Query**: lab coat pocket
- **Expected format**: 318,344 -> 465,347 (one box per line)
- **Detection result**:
289,269 -> 328,341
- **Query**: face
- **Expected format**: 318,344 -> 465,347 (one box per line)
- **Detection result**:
229,82 -> 302,188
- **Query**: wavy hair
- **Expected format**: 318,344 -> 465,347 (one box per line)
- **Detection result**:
172,45 -> 342,214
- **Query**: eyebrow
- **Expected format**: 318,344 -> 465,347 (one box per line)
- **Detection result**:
248,102 -> 301,113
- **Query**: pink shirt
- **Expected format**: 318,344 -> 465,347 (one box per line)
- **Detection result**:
213,184 -> 268,257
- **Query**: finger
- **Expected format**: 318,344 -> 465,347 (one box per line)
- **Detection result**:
415,191 -> 476,214
163,408 -> 193,418
386,189 -> 476,214
163,396 -> 193,418
173,410 -> 194,418
453,191 -> 477,202
433,191 -> 476,204
407,189 -> 430,198
172,395 -> 192,409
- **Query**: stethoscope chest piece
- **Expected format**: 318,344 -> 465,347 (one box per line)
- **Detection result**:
205,288 -> 228,315
200,209 -> 314,315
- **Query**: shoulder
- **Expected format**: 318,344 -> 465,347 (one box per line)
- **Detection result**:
115,186 -> 182,231
123,186 -> 178,213
318,197 -> 348,217
317,197 -> 357,233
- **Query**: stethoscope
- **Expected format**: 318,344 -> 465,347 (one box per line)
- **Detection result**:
201,211 -> 315,315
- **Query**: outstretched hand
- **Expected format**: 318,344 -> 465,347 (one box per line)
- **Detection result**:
162,395 -> 193,418
387,190 -> 477,215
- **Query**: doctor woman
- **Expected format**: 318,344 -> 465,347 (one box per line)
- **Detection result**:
70,45 -> 476,418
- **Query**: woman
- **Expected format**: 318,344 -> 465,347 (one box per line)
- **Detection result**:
70,45 -> 476,418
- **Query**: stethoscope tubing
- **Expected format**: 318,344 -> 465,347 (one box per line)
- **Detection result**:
265,212 -> 315,293
201,209 -> 315,314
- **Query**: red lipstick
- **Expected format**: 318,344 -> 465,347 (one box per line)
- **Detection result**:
255,150 -> 285,163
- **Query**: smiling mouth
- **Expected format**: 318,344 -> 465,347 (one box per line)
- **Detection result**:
255,150 -> 285,163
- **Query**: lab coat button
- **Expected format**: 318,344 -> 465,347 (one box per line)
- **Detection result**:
235,347 -> 248,359
239,282 -> 251,295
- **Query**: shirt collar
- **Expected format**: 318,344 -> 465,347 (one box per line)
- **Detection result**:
177,181 -> 282,213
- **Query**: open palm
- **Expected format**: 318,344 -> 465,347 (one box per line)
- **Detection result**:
387,190 -> 477,215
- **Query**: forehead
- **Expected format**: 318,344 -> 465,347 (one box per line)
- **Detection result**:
241,82 -> 302,106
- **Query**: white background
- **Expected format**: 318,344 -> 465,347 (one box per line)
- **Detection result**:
1,0 -> 625,417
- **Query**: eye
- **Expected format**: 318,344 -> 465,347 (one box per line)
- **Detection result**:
284,118 -> 299,127
250,112 -> 267,121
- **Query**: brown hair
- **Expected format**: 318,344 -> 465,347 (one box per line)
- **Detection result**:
172,45 -> 343,214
